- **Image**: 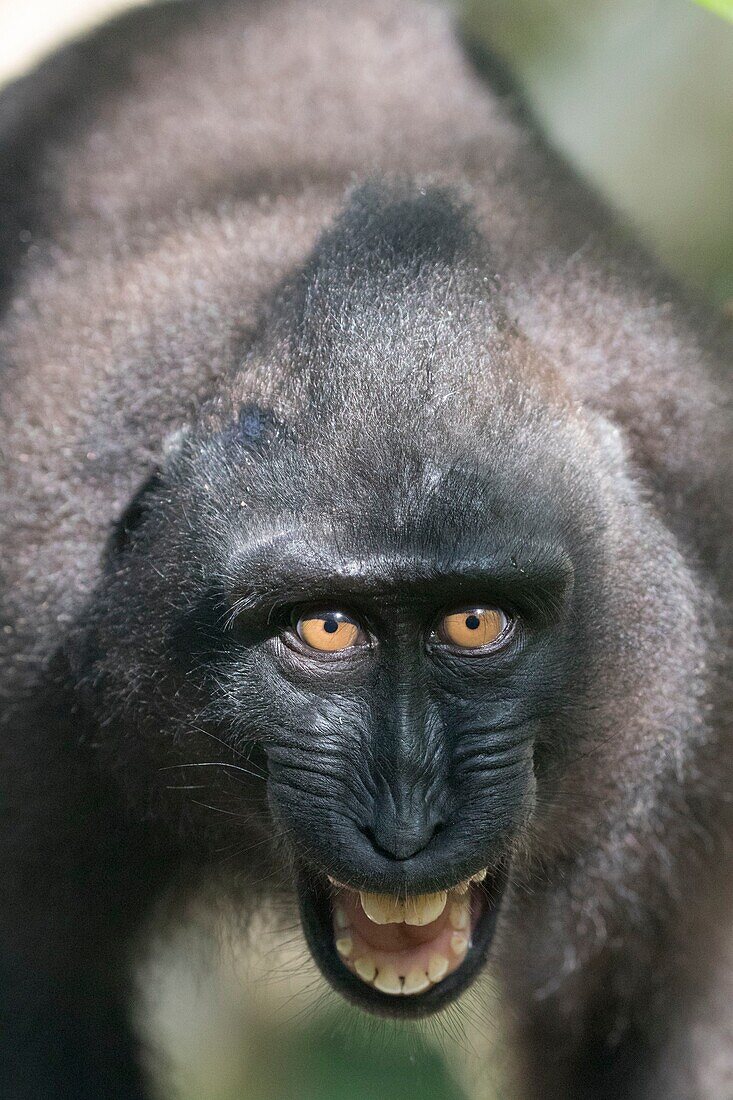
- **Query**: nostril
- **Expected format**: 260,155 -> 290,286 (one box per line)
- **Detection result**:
360,817 -> 445,861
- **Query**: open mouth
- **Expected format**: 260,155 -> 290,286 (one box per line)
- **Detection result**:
298,865 -> 508,1017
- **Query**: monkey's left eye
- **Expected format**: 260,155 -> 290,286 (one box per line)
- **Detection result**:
435,606 -> 512,651
294,610 -> 369,653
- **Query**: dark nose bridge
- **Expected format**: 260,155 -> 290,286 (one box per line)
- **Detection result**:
368,677 -> 446,860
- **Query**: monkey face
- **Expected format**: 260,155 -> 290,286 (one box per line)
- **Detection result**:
218,537 -> 571,1016
225,527 -> 575,1016
79,400 -> 598,1018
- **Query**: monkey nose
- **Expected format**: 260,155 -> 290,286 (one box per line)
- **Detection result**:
361,801 -> 445,861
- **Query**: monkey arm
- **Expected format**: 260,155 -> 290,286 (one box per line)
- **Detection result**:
0,671 -> 176,1099
0,955 -> 147,1100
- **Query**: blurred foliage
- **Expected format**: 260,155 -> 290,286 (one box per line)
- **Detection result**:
241,1012 -> 468,1100
694,0 -> 733,21
464,0 -> 733,306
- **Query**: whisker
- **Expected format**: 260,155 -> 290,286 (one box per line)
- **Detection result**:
159,760 -> 266,782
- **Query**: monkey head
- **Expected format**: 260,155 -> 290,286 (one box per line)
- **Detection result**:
71,188 -> 706,1017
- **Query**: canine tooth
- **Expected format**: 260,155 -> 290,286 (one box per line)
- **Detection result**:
354,956 -> 377,982
403,891 -> 448,926
359,892 -> 404,925
402,968 -> 431,995
427,954 -> 449,983
449,901 -> 470,930
450,932 -> 469,957
374,965 -> 402,995
453,880 -> 470,895
334,906 -> 349,930
471,869 -> 487,882
335,936 -> 353,959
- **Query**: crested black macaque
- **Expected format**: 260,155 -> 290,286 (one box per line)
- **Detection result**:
0,1 -> 730,1097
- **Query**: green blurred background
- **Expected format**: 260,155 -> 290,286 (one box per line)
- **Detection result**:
0,1 -> 731,1097
465,0 -> 733,307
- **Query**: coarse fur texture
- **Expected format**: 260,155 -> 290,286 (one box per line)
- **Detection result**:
0,1 -> 730,1097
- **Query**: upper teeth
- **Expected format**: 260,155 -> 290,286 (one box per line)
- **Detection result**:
359,890 -> 448,926
329,869 -> 489,928
357,869 -> 488,927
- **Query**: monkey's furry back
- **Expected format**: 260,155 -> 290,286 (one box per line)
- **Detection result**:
0,0 -> 729,697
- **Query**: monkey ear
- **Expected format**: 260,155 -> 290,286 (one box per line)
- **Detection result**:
106,425 -> 193,559
588,413 -> 629,469
162,425 -> 189,457
108,469 -> 164,556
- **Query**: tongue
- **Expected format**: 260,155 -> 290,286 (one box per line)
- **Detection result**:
331,888 -> 473,996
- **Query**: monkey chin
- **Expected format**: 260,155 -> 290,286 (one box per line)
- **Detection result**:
297,865 -> 508,1017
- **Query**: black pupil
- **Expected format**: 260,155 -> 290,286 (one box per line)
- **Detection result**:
323,617 -> 339,634
465,613 -> 481,631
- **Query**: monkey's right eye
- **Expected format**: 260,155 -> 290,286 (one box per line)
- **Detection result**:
294,610 -> 368,653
